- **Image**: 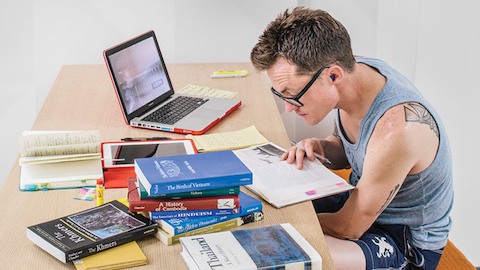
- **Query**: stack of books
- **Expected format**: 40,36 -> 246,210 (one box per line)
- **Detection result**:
128,150 -> 265,245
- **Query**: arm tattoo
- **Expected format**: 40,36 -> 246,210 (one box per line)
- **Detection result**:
376,184 -> 400,215
404,102 -> 439,138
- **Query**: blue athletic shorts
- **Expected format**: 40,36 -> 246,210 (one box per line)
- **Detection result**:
312,193 -> 444,270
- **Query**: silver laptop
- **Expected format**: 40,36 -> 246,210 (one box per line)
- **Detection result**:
103,30 -> 241,135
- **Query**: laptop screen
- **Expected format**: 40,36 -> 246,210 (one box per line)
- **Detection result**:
104,31 -> 174,118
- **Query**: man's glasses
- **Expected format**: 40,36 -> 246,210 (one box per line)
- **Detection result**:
271,65 -> 330,107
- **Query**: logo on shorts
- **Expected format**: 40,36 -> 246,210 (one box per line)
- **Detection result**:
372,236 -> 395,258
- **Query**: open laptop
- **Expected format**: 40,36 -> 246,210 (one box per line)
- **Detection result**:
103,30 -> 241,135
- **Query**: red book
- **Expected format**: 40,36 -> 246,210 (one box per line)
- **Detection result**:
127,178 -> 240,212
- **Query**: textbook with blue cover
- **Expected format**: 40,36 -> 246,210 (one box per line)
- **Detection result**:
149,208 -> 237,220
135,150 -> 252,196
157,191 -> 263,235
180,223 -> 322,270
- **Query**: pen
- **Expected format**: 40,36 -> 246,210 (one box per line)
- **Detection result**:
121,137 -> 171,141
290,140 -> 332,165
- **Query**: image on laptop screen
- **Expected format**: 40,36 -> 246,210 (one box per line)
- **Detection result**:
107,37 -> 170,114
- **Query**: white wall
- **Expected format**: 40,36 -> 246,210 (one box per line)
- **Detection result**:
1,0 -> 478,266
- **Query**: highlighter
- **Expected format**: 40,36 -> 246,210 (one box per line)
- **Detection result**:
96,179 -> 104,206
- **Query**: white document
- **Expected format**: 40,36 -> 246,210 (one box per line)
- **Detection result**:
233,142 -> 353,208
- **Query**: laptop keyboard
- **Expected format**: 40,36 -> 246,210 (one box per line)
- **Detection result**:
143,96 -> 209,125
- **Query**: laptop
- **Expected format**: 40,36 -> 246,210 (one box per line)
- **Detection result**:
103,30 -> 241,135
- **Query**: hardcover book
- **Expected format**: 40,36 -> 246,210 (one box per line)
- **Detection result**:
134,150 -> 252,196
149,208 -> 237,220
72,241 -> 147,270
127,178 -> 240,212
138,180 -> 240,199
157,191 -> 262,235
26,200 -> 157,263
156,211 -> 264,246
180,223 -> 322,270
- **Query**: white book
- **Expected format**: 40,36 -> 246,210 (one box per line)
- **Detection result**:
233,142 -> 354,208
179,223 -> 322,270
18,130 -> 102,191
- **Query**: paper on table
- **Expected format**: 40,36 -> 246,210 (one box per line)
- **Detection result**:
177,84 -> 238,99
186,126 -> 269,152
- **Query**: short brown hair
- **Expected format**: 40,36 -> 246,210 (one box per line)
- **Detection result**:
250,7 -> 355,74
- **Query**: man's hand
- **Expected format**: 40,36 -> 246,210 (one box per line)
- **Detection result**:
281,138 -> 326,169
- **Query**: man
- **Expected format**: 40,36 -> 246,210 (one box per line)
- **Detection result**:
250,7 -> 453,270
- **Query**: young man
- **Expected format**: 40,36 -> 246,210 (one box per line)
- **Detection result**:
250,7 -> 453,270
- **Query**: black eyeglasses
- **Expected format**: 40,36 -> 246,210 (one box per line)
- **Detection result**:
271,65 -> 330,107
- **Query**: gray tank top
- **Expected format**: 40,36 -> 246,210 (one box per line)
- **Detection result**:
335,57 -> 453,250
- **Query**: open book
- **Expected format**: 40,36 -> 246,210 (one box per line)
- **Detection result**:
233,142 -> 354,208
19,130 -> 103,191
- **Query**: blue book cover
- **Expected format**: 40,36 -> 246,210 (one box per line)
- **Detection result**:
135,150 -> 252,196
179,223 -> 322,269
149,208 -> 237,220
158,192 -> 263,235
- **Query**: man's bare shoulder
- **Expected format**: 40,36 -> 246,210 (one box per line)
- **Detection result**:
375,102 -> 439,138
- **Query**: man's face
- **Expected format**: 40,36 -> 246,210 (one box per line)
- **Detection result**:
266,58 -> 337,125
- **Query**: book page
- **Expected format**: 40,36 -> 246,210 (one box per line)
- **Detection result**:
233,142 -> 353,208
19,153 -> 101,165
177,84 -> 238,99
186,126 -> 269,152
20,130 -> 100,157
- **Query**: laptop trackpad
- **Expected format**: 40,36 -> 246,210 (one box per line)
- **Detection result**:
193,107 -> 225,120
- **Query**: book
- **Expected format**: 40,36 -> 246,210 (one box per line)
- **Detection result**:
19,130 -> 103,191
26,200 -> 157,263
72,241 -> 147,270
186,125 -> 269,152
149,209 -> 237,220
156,211 -> 264,246
135,150 -> 252,196
157,191 -> 263,235
234,142 -> 354,208
180,223 -> 322,270
138,180 -> 240,199
127,178 -> 240,212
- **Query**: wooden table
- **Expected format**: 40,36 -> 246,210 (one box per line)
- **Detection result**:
0,63 -> 334,269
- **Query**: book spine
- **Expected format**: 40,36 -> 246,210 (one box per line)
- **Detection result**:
159,196 -> 263,235
140,186 -> 241,199
149,209 -> 237,220
149,173 -> 252,195
155,211 -> 264,245
129,195 -> 240,212
65,224 -> 157,262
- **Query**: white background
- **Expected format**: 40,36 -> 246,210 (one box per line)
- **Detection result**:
1,0 -> 479,265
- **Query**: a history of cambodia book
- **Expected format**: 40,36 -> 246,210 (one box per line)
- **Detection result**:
180,223 -> 322,269
157,191 -> 263,235
134,150 -> 252,196
26,200 -> 157,263
127,178 -> 240,212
